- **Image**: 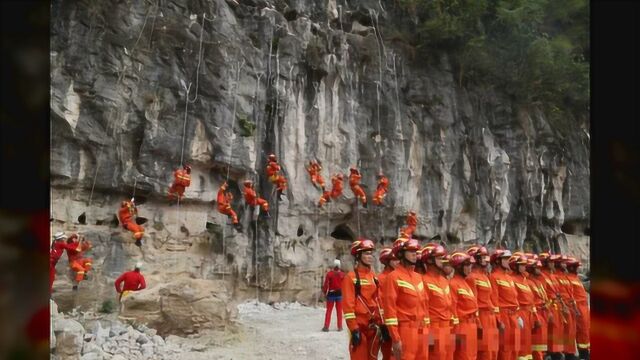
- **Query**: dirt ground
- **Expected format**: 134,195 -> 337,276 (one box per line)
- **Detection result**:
172,301 -> 351,360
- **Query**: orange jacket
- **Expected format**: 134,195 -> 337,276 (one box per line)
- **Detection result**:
243,186 -> 259,206
466,267 -> 498,312
377,176 -> 389,191
450,274 -> 479,321
540,269 -> 564,305
330,176 -> 343,197
512,272 -> 536,307
118,201 -> 136,224
217,187 -> 233,209
66,240 -> 91,264
423,268 -> 453,323
173,169 -> 191,187
377,267 -> 394,306
489,267 -> 519,309
342,266 -> 383,332
348,172 -> 362,188
406,213 -> 418,227
266,161 -> 281,177
382,265 -> 426,342
566,273 -> 588,303
528,274 -> 549,308
556,271 -> 575,305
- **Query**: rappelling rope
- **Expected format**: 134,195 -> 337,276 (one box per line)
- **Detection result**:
187,13 -> 207,104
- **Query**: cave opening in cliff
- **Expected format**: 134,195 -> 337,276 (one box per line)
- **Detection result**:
297,225 -> 304,237
77,212 -> 86,225
331,224 -> 355,241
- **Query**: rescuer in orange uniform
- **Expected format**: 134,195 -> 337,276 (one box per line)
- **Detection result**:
168,164 -> 192,201
216,182 -> 242,231
554,256 -> 578,360
349,167 -> 368,208
50,232 -> 74,293
565,257 -> 589,360
342,239 -> 384,359
382,238 -> 426,360
266,154 -> 287,199
118,198 -> 145,246
378,247 -> 400,360
65,234 -> 93,290
509,253 -> 536,360
489,249 -> 522,360
402,211 -> 418,238
465,245 -> 499,360
423,243 -> 454,360
414,247 -> 429,360
526,255 -> 549,360
538,252 -> 565,359
331,173 -> 345,199
373,172 -> 390,206
243,180 -> 270,213
306,160 -> 326,190
449,252 -> 479,360
318,190 -> 332,208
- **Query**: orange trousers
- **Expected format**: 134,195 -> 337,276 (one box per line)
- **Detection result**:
351,185 -> 367,205
168,183 -> 186,200
250,198 -> 269,212
547,305 -> 565,353
123,221 -> 144,240
416,326 -> 429,360
373,189 -> 387,205
218,204 -> 239,223
311,174 -> 325,189
269,175 -> 287,192
517,309 -> 533,359
395,322 -> 420,360
430,320 -> 453,360
477,309 -> 499,360
70,258 -> 92,282
575,302 -> 590,351
454,320 -> 478,360
349,325 -> 380,360
497,309 -> 520,360
563,307 -> 577,355
532,308 -> 549,360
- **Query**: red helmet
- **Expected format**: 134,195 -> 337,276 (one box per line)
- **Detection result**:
441,254 -> 452,265
551,254 -> 564,263
490,249 -> 512,263
508,253 -> 528,270
268,154 -> 276,159
408,210 -> 416,216
449,252 -> 474,268
422,243 -> 447,260
336,173 -> 344,179
350,167 -> 357,173
538,252 -> 551,262
566,256 -> 581,267
379,247 -> 395,264
183,164 -> 191,171
466,245 -> 488,258
392,238 -> 420,257
350,239 -> 375,256
243,180 -> 252,186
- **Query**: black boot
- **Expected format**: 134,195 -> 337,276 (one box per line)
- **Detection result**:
135,239 -> 142,247
233,223 -> 243,233
549,352 -> 563,360
72,285 -> 78,291
362,201 -> 368,208
578,349 -> 590,360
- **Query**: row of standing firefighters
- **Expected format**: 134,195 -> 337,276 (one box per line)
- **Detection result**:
327,238 -> 589,360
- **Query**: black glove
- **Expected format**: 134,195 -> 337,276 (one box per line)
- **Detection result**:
380,325 -> 391,342
351,330 -> 361,347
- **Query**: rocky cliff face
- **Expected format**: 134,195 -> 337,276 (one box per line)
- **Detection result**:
50,0 -> 590,334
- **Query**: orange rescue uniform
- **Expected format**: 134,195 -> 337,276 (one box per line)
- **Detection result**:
539,269 -> 565,353
318,191 -> 332,208
331,175 -> 344,199
118,201 -> 144,240
567,272 -> 589,352
349,171 -> 367,205
383,264 -> 427,360
307,162 -> 326,189
529,274 -> 550,360
373,176 -> 390,206
217,187 -> 238,224
450,274 -> 479,360
466,268 -> 499,360
489,267 -> 520,360
556,272 -> 577,355
243,186 -> 269,212
266,160 -> 288,192
512,272 -> 536,360
403,213 -> 418,237
342,266 -> 384,360
423,268 -> 454,360
66,240 -> 92,283
168,169 -> 191,200
378,267 -> 396,360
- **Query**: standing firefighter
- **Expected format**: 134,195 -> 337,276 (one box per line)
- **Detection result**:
378,247 -> 400,360
538,253 -> 566,360
372,172 -> 390,206
167,164 -> 192,201
307,160 -> 326,190
449,252 -> 480,360
114,262 -> 146,313
266,154 -> 287,200
565,257 -> 589,360
118,198 -> 144,247
489,249 -> 523,360
466,245 -> 499,360
422,243 -> 454,360
555,256 -> 578,360
526,255 -> 550,360
217,182 -> 242,232
322,259 -> 345,332
342,239 -> 385,359
401,211 -> 418,238
349,167 -> 368,208
65,234 -> 92,290
382,238 -> 426,360
509,253 -> 536,360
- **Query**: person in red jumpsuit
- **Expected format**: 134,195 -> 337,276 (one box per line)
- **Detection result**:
349,167 -> 368,208
266,154 -> 288,200
50,231 -> 73,293
243,180 -> 270,213
322,259 -> 345,331
373,172 -> 390,206
115,262 -> 147,312
377,247 -> 400,360
118,198 -> 144,246
331,173 -> 345,199
65,234 -> 92,290
307,160 -> 326,190
168,164 -> 192,201
217,182 -> 242,232
402,211 -> 418,238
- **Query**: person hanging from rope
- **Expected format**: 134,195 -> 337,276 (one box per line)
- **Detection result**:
117,198 -> 145,247
168,164 -> 192,203
372,172 -> 389,206
401,210 -> 418,237
342,238 -> 385,359
50,232 -> 74,294
266,154 -> 288,200
349,167 -> 368,208
306,159 -> 326,190
318,190 -> 333,208
243,180 -> 270,214
330,173 -> 345,199
65,233 -> 92,291
217,182 -> 243,232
